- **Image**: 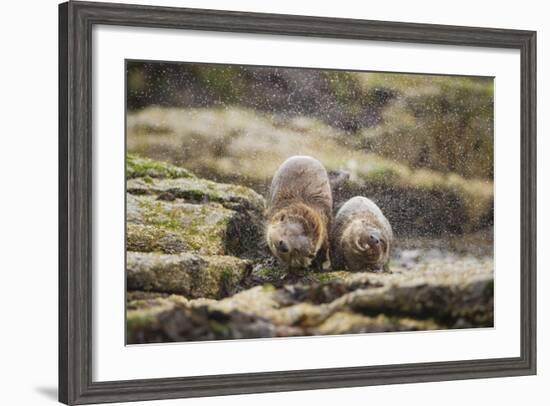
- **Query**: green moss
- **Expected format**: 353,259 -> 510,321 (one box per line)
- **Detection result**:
127,223 -> 188,254
208,320 -> 232,337
142,175 -> 154,184
126,299 -> 147,310
218,269 -> 237,296
219,269 -> 233,282
126,312 -> 155,333
362,166 -> 402,184
131,192 -> 250,256
262,284 -> 276,292
138,200 -> 181,231
126,154 -> 195,179
308,271 -> 354,284
195,255 -> 251,298
255,267 -> 279,279
126,299 -> 175,334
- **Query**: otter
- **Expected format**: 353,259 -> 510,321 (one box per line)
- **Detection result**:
331,196 -> 393,272
266,156 -> 332,271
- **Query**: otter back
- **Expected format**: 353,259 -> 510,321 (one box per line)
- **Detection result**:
268,156 -> 332,220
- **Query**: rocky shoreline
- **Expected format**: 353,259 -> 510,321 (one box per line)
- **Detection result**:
126,155 -> 494,344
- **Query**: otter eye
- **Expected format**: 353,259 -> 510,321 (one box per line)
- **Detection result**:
280,214 -> 285,221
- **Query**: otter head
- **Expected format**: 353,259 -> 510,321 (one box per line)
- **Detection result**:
267,212 -> 316,269
343,219 -> 390,270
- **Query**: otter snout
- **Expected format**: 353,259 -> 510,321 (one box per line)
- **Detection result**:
332,196 -> 393,272
278,240 -> 290,253
357,229 -> 381,250
266,219 -> 317,269
367,232 -> 381,245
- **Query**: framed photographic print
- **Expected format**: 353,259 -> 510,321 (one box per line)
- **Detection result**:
59,1 -> 536,404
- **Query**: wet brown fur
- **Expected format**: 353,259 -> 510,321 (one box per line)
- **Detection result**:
266,156 -> 332,270
331,196 -> 393,272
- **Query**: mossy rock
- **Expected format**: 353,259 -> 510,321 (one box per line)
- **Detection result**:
127,224 -> 190,254
126,252 -> 251,299
126,166 -> 267,256
247,263 -> 352,288
127,300 -> 278,344
126,265 -> 493,343
332,268 -> 494,327
313,312 -> 441,335
126,291 -> 172,310
127,192 -> 265,257
127,176 -> 265,213
127,194 -> 235,255
126,154 -> 195,179
126,295 -> 178,338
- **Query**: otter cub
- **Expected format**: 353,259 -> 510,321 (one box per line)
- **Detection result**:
331,196 -> 393,272
266,156 -> 332,271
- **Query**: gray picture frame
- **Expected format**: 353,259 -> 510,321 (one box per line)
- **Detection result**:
59,1 -> 537,404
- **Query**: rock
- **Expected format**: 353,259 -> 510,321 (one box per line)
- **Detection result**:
328,268 -> 494,327
127,298 -> 177,344
126,170 -> 266,258
246,261 -> 352,289
126,291 -> 171,309
127,224 -> 190,254
123,156 -> 494,344
127,176 -> 265,213
129,305 -> 279,344
127,265 -> 493,343
313,312 -> 441,335
126,252 -> 251,299
127,192 -> 265,257
127,154 -> 195,179
127,194 -> 235,255
126,292 -> 280,343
